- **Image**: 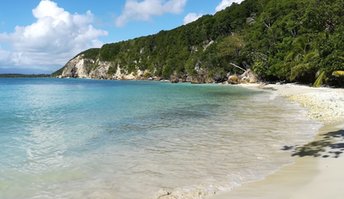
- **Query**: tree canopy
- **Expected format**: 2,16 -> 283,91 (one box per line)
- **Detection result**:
56,0 -> 344,87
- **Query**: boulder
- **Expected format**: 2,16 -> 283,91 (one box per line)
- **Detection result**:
180,75 -> 188,82
228,75 -> 239,84
213,74 -> 226,83
170,75 -> 179,83
191,76 -> 206,84
153,76 -> 162,81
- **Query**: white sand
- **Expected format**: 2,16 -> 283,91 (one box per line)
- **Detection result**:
211,83 -> 344,199
264,84 -> 344,124
237,83 -> 344,124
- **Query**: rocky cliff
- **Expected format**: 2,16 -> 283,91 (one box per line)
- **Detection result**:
57,52 -> 257,84
53,0 -> 260,83
55,0 -> 344,87
58,54 -> 150,80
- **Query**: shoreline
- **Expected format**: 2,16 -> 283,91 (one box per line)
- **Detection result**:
240,83 -> 344,124
211,83 -> 344,199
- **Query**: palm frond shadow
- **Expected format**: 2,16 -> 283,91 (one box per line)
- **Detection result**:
282,130 -> 344,158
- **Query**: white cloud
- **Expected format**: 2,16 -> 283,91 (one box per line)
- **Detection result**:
215,0 -> 244,12
0,0 -> 107,70
116,0 -> 187,27
183,13 -> 202,25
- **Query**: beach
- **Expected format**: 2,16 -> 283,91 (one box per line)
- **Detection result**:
1,79 -> 343,199
3,79 -> 323,199
212,83 -> 344,199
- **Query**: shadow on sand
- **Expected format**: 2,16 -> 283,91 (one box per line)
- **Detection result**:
282,129 -> 344,158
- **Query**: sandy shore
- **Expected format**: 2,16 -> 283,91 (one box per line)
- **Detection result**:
261,84 -> 344,124
211,83 -> 344,199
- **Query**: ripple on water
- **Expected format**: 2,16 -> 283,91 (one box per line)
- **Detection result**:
0,79 -> 320,199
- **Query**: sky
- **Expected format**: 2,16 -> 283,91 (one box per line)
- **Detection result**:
0,0 -> 243,74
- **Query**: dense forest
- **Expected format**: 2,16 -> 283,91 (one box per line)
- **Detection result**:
54,0 -> 344,87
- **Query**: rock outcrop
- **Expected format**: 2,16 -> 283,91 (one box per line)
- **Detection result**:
61,55 -> 91,78
228,74 -> 240,84
57,53 -> 259,85
58,55 -> 148,80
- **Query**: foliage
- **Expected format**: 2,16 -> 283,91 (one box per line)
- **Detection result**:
56,0 -> 344,87
82,48 -> 100,60
313,71 -> 326,87
247,0 -> 344,86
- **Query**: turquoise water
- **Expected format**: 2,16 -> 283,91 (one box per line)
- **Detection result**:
0,78 -> 319,199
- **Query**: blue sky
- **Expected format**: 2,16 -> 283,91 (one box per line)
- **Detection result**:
0,0 -> 243,73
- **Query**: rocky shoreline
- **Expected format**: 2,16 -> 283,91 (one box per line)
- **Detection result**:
56,55 -> 258,84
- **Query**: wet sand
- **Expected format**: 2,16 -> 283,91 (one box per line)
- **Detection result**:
212,124 -> 344,199
212,84 -> 344,199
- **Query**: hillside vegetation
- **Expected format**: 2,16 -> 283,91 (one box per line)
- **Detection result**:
54,0 -> 344,87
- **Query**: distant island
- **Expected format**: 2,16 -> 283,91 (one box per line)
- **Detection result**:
53,0 -> 344,87
0,74 -> 51,78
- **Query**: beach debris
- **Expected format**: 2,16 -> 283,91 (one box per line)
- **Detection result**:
226,62 -> 258,84
227,69 -> 257,84
239,69 -> 258,83
332,70 -> 344,77
313,71 -> 326,87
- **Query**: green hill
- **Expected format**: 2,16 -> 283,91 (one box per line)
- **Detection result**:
54,0 -> 344,87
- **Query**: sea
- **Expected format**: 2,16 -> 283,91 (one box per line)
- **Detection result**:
0,78 -> 320,199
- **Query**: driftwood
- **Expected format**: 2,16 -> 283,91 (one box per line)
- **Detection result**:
228,63 -> 257,84
229,63 -> 247,72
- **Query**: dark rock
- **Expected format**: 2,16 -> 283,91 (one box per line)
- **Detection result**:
154,76 -> 162,81
190,75 -> 206,84
214,74 -> 226,83
170,76 -> 179,83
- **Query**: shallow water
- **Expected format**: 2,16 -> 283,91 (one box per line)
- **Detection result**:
0,78 -> 320,199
